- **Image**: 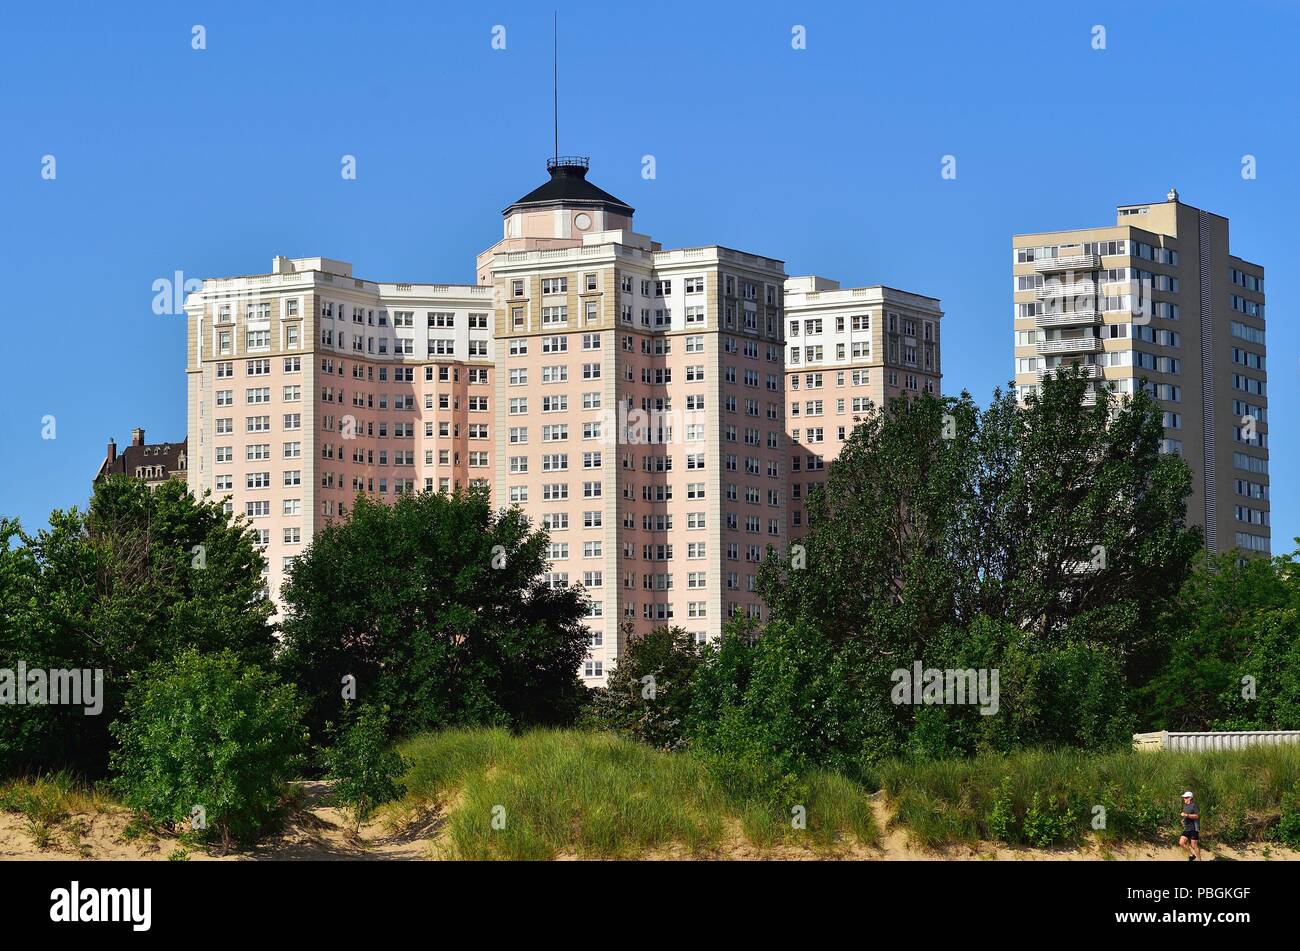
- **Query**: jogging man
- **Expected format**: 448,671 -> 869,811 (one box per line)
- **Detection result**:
1179,791 -> 1201,861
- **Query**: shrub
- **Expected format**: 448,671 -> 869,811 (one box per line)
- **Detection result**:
109,650 -> 307,846
1022,792 -> 1076,847
1106,785 -> 1164,841
320,705 -> 407,829
687,616 -> 896,782
697,731 -> 808,818
987,779 -> 1016,842
583,625 -> 704,750
1277,793 -> 1300,847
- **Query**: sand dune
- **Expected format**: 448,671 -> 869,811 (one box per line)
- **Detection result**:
2,783 -> 1295,862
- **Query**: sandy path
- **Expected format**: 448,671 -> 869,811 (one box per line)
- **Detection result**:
0,781 -> 437,862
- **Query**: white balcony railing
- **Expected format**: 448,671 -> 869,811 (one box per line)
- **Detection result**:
1035,309 -> 1102,327
1035,337 -> 1103,355
1037,362 -> 1103,380
1036,281 -> 1096,300
1033,252 -> 1101,273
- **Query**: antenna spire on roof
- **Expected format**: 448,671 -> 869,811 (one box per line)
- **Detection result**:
553,11 -> 559,164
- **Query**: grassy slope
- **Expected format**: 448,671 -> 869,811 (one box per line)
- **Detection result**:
879,745 -> 1300,849
8,734 -> 1298,859
396,732 -> 1300,856
394,728 -> 878,859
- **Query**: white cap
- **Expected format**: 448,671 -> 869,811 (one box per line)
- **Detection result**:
1181,791 -> 1194,798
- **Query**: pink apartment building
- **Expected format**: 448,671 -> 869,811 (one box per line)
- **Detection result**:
185,158 -> 941,684
783,277 -> 944,537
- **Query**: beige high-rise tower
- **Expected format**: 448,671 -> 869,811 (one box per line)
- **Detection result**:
1013,191 -> 1269,555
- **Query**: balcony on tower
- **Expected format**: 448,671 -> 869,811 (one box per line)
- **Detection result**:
1033,249 -> 1101,273
1036,279 -> 1096,300
1036,308 -> 1101,328
1037,361 -> 1103,381
1035,336 -> 1103,356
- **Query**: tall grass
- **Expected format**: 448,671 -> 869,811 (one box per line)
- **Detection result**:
395,728 -> 879,859
879,746 -> 1300,848
0,772 -> 116,849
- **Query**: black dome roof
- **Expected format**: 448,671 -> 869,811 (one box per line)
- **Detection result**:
504,157 -> 634,217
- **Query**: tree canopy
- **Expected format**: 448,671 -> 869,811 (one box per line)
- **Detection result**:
1140,546 -> 1300,731
695,371 -> 1202,773
0,475 -> 275,775
276,489 -> 592,741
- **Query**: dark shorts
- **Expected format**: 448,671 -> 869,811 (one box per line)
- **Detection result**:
1181,829 -> 1199,840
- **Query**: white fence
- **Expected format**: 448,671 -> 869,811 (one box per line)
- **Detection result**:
1133,730 -> 1300,752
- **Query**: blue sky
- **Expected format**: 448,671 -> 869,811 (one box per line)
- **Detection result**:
1,0 -> 1296,548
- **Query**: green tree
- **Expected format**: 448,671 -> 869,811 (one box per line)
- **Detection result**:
0,476 -> 275,776
585,624 -> 705,750
109,649 -> 307,847
763,370 -> 1199,652
319,705 -> 408,830
1139,546 -> 1300,731
277,489 -> 591,742
694,371 -> 1198,774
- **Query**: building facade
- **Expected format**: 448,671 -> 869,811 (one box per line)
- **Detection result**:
1013,190 -> 1269,554
183,161 -> 883,685
185,158 -> 943,683
475,159 -> 789,679
185,260 -> 495,608
96,428 -> 188,487
783,277 -> 943,537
